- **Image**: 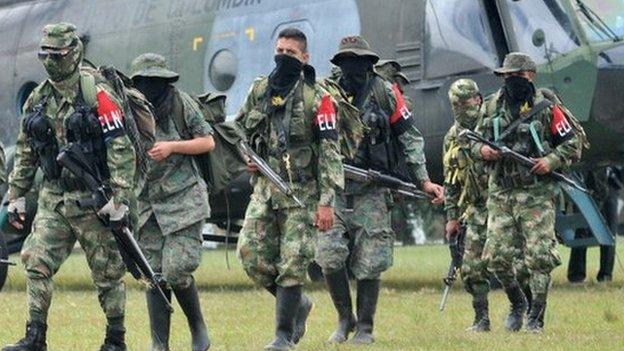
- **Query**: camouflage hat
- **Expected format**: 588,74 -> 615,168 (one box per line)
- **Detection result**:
448,79 -> 480,105
493,52 -> 537,75
331,36 -> 379,65
40,22 -> 80,53
375,59 -> 410,84
130,53 -> 179,81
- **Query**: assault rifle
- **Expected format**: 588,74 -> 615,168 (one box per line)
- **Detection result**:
56,144 -> 173,312
461,130 -> 588,193
237,141 -> 305,208
343,164 -> 432,200
0,259 -> 16,266
439,227 -> 465,311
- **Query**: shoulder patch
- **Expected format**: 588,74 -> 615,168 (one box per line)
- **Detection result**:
96,90 -> 125,141
550,104 -> 573,143
314,95 -> 338,140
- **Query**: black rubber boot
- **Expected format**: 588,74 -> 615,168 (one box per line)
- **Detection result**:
325,269 -> 356,343
99,321 -> 127,351
173,279 -> 210,351
264,286 -> 301,351
466,294 -> 490,332
292,293 -> 313,345
351,279 -> 380,345
147,285 -> 172,351
522,284 -> 533,319
526,296 -> 547,333
504,281 -> 528,332
2,321 -> 47,351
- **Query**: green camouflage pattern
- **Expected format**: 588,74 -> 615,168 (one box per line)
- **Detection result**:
137,88 -> 213,235
316,187 -> 394,280
0,141 -> 6,188
493,52 -> 537,75
129,52 -> 179,81
20,188 -> 126,322
137,215 -> 204,289
235,77 -> 344,208
483,188 -> 561,295
237,177 -> 317,287
40,22 -> 78,50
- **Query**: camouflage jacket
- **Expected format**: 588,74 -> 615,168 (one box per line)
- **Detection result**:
345,75 -> 429,193
473,88 -> 583,194
137,88 -> 213,234
236,75 -> 344,209
443,122 -> 488,221
9,66 -> 136,207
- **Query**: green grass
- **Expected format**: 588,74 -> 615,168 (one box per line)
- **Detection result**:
1,243 -> 624,350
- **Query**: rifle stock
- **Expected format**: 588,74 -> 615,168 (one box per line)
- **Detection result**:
439,228 -> 465,311
57,145 -> 173,312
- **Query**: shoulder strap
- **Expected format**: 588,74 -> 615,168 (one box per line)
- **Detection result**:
171,90 -> 190,140
80,72 -> 98,109
302,82 -> 316,118
497,99 -> 552,142
371,77 -> 393,115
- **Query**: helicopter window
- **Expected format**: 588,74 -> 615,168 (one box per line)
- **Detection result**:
574,0 -> 624,42
506,0 -> 581,64
424,0 -> 498,79
208,49 -> 238,92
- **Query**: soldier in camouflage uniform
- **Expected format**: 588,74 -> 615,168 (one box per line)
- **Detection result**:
130,53 -> 215,351
235,28 -> 344,351
475,53 -> 584,332
315,36 -> 444,345
3,23 -> 136,351
444,79 -> 531,332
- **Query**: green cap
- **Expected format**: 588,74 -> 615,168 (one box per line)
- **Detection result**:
493,52 -> 537,75
40,22 -> 80,53
331,36 -> 379,65
375,59 -> 410,84
448,79 -> 480,105
130,53 -> 179,81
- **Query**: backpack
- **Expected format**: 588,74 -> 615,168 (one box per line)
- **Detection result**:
79,65 -> 156,178
173,92 -> 247,194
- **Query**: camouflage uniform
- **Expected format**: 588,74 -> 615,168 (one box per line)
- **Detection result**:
4,23 -> 135,351
474,53 -> 584,332
131,53 -> 212,351
0,141 -> 6,188
316,36 -> 432,345
444,79 -> 530,332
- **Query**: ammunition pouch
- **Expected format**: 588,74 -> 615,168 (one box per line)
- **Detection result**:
23,106 -> 61,180
65,104 -> 110,181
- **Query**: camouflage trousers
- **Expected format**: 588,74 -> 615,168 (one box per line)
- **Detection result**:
483,188 -> 561,296
237,194 -> 316,288
461,204 -> 530,296
316,188 -> 394,280
20,190 -> 126,323
137,214 -> 204,289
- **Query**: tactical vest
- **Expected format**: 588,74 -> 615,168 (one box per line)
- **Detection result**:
351,76 -> 409,180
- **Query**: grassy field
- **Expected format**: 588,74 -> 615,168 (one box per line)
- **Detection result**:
1,243 -> 623,351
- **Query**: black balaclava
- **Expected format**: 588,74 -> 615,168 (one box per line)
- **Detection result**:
338,56 -> 373,95
268,54 -> 303,100
503,75 -> 536,116
134,77 -> 174,130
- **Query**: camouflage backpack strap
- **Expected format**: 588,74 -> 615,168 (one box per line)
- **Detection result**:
79,71 -> 98,109
370,75 -> 394,116
170,90 -> 192,140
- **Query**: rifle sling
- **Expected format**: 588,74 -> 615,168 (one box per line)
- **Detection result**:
496,99 -> 552,142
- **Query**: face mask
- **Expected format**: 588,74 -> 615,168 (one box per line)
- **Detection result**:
504,75 -> 535,104
40,42 -> 83,82
338,56 -> 372,94
134,77 -> 170,105
269,54 -> 303,90
452,103 -> 480,130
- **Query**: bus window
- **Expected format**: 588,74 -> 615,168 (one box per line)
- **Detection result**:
505,0 -> 581,64
574,0 -> 624,42
424,0 -> 498,79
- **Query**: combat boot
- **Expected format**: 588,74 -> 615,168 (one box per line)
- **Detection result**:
292,293 -> 313,344
325,268 -> 356,343
146,284 -> 172,350
351,279 -> 380,345
99,322 -> 126,351
466,294 -> 490,332
503,281 -> 528,332
2,321 -> 47,351
526,296 -> 547,333
173,279 -> 211,351
264,286 -> 301,351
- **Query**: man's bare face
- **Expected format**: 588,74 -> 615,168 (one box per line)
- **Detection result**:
275,38 -> 309,64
